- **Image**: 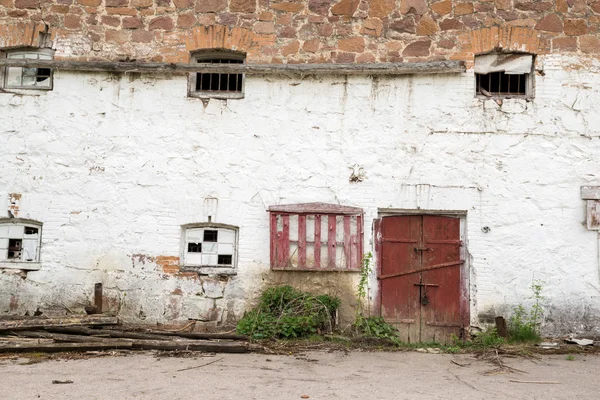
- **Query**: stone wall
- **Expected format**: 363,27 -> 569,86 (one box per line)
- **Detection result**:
1,1 -> 600,63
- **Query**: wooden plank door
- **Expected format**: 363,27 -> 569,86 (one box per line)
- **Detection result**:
378,215 -> 464,343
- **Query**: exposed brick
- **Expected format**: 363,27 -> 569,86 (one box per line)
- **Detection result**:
195,0 -> 226,12
106,7 -> 137,15
507,18 -> 536,27
333,51 -> 355,62
218,12 -> 238,25
259,12 -> 274,21
338,37 -> 365,52
438,39 -> 455,49
230,0 -> 256,12
535,14 -> 563,33
390,17 -> 416,34
76,0 -> 101,6
361,18 -> 383,36
255,21 -> 275,33
356,53 -> 376,63
173,0 -> 193,8
515,1 -> 553,12
303,37 -> 320,52
14,0 -> 38,8
7,9 -> 28,16
105,29 -> 130,44
308,0 -> 330,16
132,29 -> 153,42
416,14 -> 439,35
197,13 -> 216,25
564,19 -> 588,36
580,35 -> 600,53
402,39 -> 431,56
401,0 -> 427,15
552,36 -> 577,51
156,256 -> 181,275
131,0 -> 152,7
106,0 -> 128,6
331,0 -> 359,16
369,0 -> 394,18
439,18 -> 465,31
271,2 -> 304,12
64,14 -> 82,29
430,0 -> 452,15
149,16 -> 174,30
454,3 -> 474,15
177,13 -> 196,27
123,16 -> 143,29
101,15 -> 121,27
49,5 -> 70,13
281,40 -> 300,55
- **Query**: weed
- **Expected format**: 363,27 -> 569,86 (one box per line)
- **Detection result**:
565,354 -> 575,361
508,279 -> 544,343
236,285 -> 340,340
472,327 -> 505,349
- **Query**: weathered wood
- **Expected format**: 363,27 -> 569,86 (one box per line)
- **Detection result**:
0,316 -> 119,331
0,341 -> 132,353
581,186 -> 600,200
0,59 -> 465,76
48,327 -> 174,341
495,316 -> 508,338
13,331 -> 108,342
94,283 -> 103,313
130,339 -> 248,353
145,331 -> 249,341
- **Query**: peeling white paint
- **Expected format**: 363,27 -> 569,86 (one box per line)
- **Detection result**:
1,54 -> 600,335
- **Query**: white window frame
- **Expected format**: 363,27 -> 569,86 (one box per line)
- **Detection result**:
0,48 -> 54,91
0,218 -> 43,270
181,223 -> 238,275
187,49 -> 246,100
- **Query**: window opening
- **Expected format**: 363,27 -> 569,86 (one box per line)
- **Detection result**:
182,224 -> 238,270
474,53 -> 533,98
8,239 -> 22,259
0,220 -> 42,264
189,50 -> 246,99
2,49 -> 54,90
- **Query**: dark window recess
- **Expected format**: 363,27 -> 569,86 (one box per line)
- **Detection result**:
196,58 -> 243,92
31,68 -> 51,83
218,254 -> 233,265
203,230 -> 218,242
8,239 -> 22,259
24,226 -> 39,235
188,242 -> 202,253
476,72 -> 527,96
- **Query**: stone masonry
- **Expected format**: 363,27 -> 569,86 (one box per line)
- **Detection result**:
0,1 -> 600,64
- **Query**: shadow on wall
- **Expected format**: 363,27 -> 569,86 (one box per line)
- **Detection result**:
260,271 -> 360,327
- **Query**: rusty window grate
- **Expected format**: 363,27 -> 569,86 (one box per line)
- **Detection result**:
476,72 -> 527,97
189,50 -> 246,99
268,203 -> 364,271
196,58 -> 243,93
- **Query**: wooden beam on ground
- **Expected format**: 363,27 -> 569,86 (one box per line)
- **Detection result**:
47,327 -> 174,341
130,339 -> 248,353
0,59 -> 466,77
146,330 -> 249,341
0,341 -> 132,353
0,316 -> 119,332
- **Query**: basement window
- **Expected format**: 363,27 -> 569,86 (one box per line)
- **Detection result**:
182,223 -> 238,274
475,53 -> 533,99
268,203 -> 364,271
1,48 -> 54,90
188,50 -> 245,99
0,219 -> 42,269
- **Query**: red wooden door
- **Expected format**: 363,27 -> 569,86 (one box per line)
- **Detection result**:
378,215 -> 464,343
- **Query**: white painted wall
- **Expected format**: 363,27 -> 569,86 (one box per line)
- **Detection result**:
1,53 -> 600,335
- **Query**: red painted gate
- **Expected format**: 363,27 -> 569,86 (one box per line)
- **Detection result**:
376,215 -> 466,343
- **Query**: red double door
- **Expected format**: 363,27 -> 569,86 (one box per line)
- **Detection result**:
377,215 -> 466,343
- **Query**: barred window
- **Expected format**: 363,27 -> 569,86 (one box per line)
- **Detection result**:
475,53 -> 534,99
188,50 -> 245,99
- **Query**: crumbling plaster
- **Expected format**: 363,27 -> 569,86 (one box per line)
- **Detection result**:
1,53 -> 600,334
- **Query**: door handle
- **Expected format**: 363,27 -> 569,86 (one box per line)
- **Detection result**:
413,247 -> 431,252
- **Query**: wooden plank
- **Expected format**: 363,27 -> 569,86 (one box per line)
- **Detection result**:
145,331 -> 248,341
581,186 -> 600,200
328,215 -> 337,268
357,214 -> 364,270
495,316 -> 508,338
0,316 -> 119,332
270,213 -> 277,268
343,216 -> 351,269
587,200 -> 600,230
298,215 -> 307,268
314,215 -> 321,269
130,339 -> 247,353
0,59 -> 466,76
94,283 -> 103,313
13,331 -> 108,342
0,341 -> 132,353
282,215 -> 290,268
46,327 -> 173,341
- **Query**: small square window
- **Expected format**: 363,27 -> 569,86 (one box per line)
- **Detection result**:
0,220 -> 43,266
182,224 -> 238,272
188,50 -> 246,100
474,53 -> 534,99
1,49 -> 54,90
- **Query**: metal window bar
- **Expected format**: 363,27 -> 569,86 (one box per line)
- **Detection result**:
196,57 -> 244,93
476,71 -> 527,96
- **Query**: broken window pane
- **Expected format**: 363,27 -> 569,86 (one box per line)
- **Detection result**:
218,255 -> 232,265
8,239 -> 22,259
203,230 -> 218,242
187,242 -> 202,253
3,50 -> 53,90
24,226 -> 39,235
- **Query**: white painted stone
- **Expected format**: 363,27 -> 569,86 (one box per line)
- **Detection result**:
0,54 -> 599,335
